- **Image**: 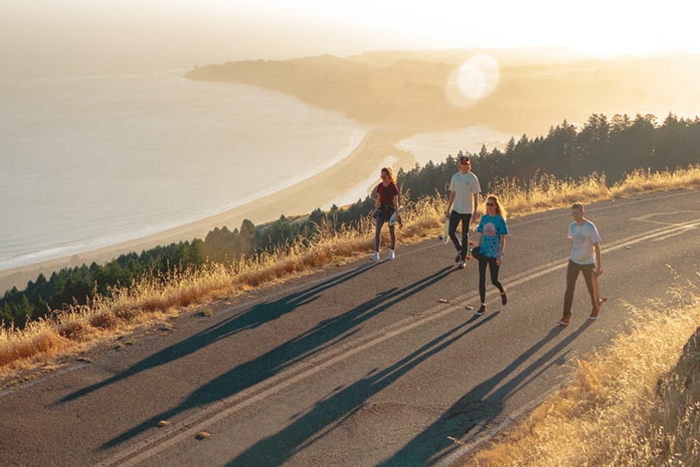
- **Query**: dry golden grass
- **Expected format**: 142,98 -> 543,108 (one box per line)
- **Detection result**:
468,286 -> 700,467
0,166 -> 698,379
0,196 -> 442,377
493,165 -> 700,219
610,166 -> 700,198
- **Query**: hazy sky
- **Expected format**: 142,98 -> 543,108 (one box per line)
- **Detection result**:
2,0 -> 699,78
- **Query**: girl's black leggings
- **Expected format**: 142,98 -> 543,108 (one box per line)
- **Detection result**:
478,256 -> 504,303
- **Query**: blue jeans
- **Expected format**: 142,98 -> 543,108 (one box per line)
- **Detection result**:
374,210 -> 396,251
448,211 -> 472,260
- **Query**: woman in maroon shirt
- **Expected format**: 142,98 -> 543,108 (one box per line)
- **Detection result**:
371,167 -> 401,261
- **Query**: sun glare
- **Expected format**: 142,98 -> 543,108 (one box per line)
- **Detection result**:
446,54 -> 500,107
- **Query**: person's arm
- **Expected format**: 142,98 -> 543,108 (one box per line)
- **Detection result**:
393,185 -> 400,213
471,193 -> 479,224
475,219 -> 483,247
496,235 -> 506,266
445,192 -> 456,219
375,192 -> 381,211
593,242 -> 603,275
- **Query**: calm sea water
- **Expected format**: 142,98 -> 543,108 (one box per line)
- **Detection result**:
398,127 -> 514,166
0,71 -> 367,271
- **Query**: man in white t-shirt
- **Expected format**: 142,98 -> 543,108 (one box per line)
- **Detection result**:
559,202 -> 603,326
445,154 -> 481,268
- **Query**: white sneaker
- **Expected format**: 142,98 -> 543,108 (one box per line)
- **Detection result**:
388,250 -> 395,260
370,251 -> 380,261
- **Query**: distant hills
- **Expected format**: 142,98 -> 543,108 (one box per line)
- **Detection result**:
186,51 -> 700,136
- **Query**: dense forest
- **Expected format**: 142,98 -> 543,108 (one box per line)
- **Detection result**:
2,112 -> 699,328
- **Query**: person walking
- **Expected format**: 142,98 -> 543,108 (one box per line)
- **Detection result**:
472,195 -> 509,316
445,154 -> 481,268
371,167 -> 401,261
559,202 -> 603,326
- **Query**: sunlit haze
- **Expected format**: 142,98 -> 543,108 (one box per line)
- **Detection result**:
2,0 -> 700,78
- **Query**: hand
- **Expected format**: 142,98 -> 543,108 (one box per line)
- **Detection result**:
595,268 -> 604,277
496,257 -> 502,266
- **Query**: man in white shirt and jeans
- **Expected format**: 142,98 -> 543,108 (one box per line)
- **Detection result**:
445,154 -> 481,269
559,202 -> 603,326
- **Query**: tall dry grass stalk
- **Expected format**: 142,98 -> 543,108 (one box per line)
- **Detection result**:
1,166 -> 698,377
469,289 -> 700,467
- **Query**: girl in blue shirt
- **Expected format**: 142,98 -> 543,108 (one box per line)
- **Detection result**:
473,195 -> 509,316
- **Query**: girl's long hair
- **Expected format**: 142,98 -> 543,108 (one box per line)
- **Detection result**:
488,195 -> 507,219
381,167 -> 396,184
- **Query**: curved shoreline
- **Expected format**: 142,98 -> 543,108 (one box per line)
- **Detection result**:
0,128 -> 370,273
0,129 -> 417,292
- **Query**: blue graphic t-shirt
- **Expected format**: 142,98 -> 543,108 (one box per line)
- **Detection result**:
477,214 -> 509,258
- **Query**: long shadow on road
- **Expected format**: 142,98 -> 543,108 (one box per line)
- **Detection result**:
57,263 -> 377,406
379,320 -> 593,466
225,313 -> 499,467
101,265 -> 457,449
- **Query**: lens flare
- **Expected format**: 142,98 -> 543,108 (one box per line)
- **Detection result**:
446,54 -> 500,107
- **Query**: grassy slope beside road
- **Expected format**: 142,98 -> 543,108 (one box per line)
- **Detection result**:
0,167 -> 697,377
467,296 -> 700,467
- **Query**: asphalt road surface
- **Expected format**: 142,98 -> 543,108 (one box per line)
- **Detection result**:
1,189 -> 699,467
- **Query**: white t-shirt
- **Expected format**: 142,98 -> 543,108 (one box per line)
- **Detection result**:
449,171 -> 481,214
568,220 -> 601,265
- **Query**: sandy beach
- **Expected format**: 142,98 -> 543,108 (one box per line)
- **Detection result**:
0,129 -> 418,292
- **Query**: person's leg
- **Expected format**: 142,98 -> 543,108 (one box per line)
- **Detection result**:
448,210 -> 462,256
580,264 -> 597,310
460,213 -> 472,260
388,224 -> 396,250
374,214 -> 384,252
562,260 -> 580,321
488,258 -> 504,293
478,258 -> 488,304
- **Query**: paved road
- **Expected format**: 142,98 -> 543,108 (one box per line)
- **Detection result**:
1,190 -> 699,467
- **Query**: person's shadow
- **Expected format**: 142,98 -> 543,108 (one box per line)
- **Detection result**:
225,313 -> 498,467
378,320 -> 593,466
100,265 -> 457,449
58,263 -> 377,405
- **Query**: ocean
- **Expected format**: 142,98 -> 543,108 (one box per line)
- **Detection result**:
398,127 -> 514,166
0,70 -> 367,272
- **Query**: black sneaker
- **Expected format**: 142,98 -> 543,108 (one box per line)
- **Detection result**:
475,305 -> 487,316
501,290 -> 508,306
